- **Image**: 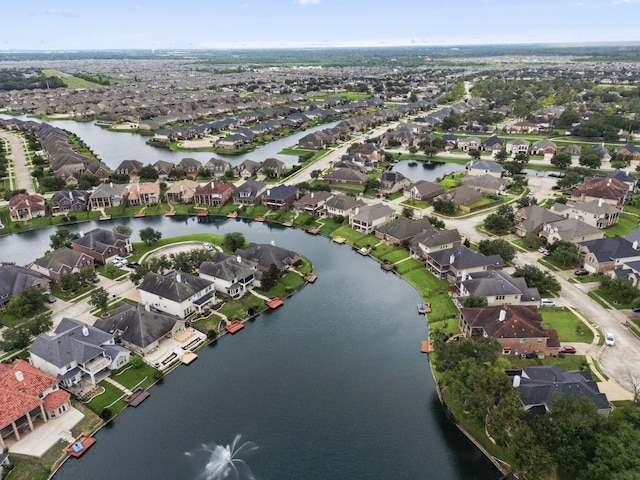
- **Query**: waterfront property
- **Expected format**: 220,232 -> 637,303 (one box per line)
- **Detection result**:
0,265 -> 50,310
30,247 -> 95,284
454,270 -> 541,307
71,228 -> 132,265
9,193 -> 46,222
137,270 -> 215,318
199,252 -> 259,297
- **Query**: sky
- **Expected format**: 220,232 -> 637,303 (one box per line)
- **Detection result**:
1,0 -> 640,51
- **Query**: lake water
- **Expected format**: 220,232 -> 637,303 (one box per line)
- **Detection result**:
0,217 -> 499,480
391,160 -> 466,183
0,114 -> 340,170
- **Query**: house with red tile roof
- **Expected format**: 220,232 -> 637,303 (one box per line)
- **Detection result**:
0,359 -> 71,450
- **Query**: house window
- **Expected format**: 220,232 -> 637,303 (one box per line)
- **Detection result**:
502,348 -> 511,355
537,338 -> 543,344
58,404 -> 67,414
495,295 -> 505,300
520,338 -> 526,344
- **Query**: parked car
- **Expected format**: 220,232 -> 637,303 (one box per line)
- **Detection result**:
559,345 -> 576,354
0,322 -> 4,328
92,276 -> 100,283
44,293 -> 56,303
574,269 -> 589,276
632,306 -> 640,313
538,246 -> 548,254
203,242 -> 213,251
541,298 -> 556,307
126,262 -> 141,268
605,333 -> 615,347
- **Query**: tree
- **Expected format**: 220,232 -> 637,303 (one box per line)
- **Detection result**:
5,286 -> 46,318
522,233 -> 545,250
432,198 -> 457,215
462,295 -> 488,308
494,149 -> 508,162
557,170 -> 582,189
548,241 -> 579,267
170,251 -> 194,274
89,287 -> 109,312
468,148 -> 481,160
310,169 -> 322,180
113,225 -> 133,236
364,178 -> 381,195
484,213 -> 512,234
513,264 -> 561,296
424,146 -> 438,157
510,426 -> 554,480
261,263 -> 281,291
478,239 -> 516,262
496,203 -> 515,222
579,147 -> 603,169
50,227 -> 80,249
78,173 -> 101,190
140,227 -> 162,245
224,232 -> 246,252
401,206 -> 414,219
516,194 -> 536,209
61,272 -> 81,292
0,324 -> 32,351
551,151 -> 572,169
27,312 -> 53,336
138,164 -> 159,181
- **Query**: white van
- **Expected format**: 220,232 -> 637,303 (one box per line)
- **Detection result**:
541,299 -> 556,307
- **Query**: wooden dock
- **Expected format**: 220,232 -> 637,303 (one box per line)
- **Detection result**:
133,212 -> 146,218
255,216 -> 266,222
381,261 -> 394,271
225,320 -> 245,333
197,210 -> 209,217
164,211 -> 176,217
64,433 -> 96,457
357,247 -> 371,256
180,352 -> 198,365
304,273 -> 318,283
227,211 -> 239,218
421,341 -> 435,353
333,236 -> 346,244
125,388 -> 150,407
417,303 -> 431,314
267,297 -> 284,309
307,227 -> 321,235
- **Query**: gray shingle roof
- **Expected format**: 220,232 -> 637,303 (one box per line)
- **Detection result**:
138,270 -> 213,303
374,217 -> 432,242
430,246 -> 504,270
72,228 -> 129,255
579,237 -> 640,262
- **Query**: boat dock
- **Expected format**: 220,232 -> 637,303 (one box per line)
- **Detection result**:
357,247 -> 371,256
180,351 -> 198,365
125,388 -> 150,407
333,236 -> 346,244
197,210 -> 209,217
164,211 -> 176,217
307,227 -> 320,235
227,211 -> 239,218
304,273 -> 317,283
133,212 -> 146,218
267,297 -> 284,309
381,261 -> 394,271
225,320 -> 245,333
64,433 -> 96,457
255,216 -> 266,222
421,341 -> 435,353
417,303 -> 431,314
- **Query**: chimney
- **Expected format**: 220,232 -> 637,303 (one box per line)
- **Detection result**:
311,192 -> 315,198
354,207 -> 360,215
598,198 -> 603,207
82,326 -> 89,337
498,309 -> 507,322
144,304 -> 150,312
79,230 -> 84,237
176,273 -> 182,283
633,240 -> 638,250
449,253 -> 456,265
607,179 -> 612,187
512,375 -> 521,388
237,255 -> 241,263
110,182 -> 113,188
271,240 -> 276,246
15,370 -> 24,382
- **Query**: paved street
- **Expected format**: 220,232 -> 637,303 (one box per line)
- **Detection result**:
0,131 -> 34,194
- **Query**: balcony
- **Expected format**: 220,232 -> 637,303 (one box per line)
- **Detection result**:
81,356 -> 111,375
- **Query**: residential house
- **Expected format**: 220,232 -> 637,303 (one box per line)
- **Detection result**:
138,270 -> 215,319
259,158 -> 287,178
505,139 -> 531,155
508,121 -> 541,134
30,248 -> 94,284
405,180 -> 445,201
409,228 -> 463,262
461,174 -> 508,194
298,132 -> 328,150
481,136 -> 505,152
261,185 -> 299,210
616,144 -> 640,161
563,144 -> 582,161
350,203 -> 395,234
193,181 -> 236,207
127,182 -> 160,206
572,176 -> 628,207
457,136 -> 481,151
436,186 -> 482,210
0,265 -> 50,310
550,199 -> 621,229
177,158 -> 202,176
204,158 -> 231,177
459,305 -> 560,357
237,159 -> 261,179
9,194 -> 46,222
594,144 -> 612,163
0,359 -> 72,450
379,171 -> 411,196
531,139 -> 557,156
578,237 -> 640,273
89,182 -> 128,209
293,191 -> 334,213
165,179 -> 200,204
539,218 -> 604,245
513,205 -> 563,237
601,171 -> 637,196
29,318 -> 130,386
84,162 -> 111,181
322,194 -> 365,220
232,180 -> 267,206
465,159 -> 504,178
457,270 -> 540,306
516,366 -> 611,418
426,245 -> 504,281
71,228 -> 132,265
374,217 -> 433,245
94,303 -> 189,357
323,168 -> 369,186
199,252 -> 259,297
50,190 -> 88,215
115,159 -> 143,176
153,160 -> 175,180
235,243 -> 300,273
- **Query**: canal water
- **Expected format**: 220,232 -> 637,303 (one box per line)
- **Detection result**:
0,217 -> 499,480
391,160 -> 466,183
0,114 -> 340,170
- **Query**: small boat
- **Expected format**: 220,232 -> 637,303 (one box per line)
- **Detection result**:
417,303 -> 431,314
64,433 -> 96,457
358,247 -> 371,256
381,261 -> 394,271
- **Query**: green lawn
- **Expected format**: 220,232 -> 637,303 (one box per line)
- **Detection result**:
623,205 -> 640,216
379,249 -> 410,263
331,225 -> 367,244
588,291 -> 610,309
507,354 -> 590,373
540,306 -> 594,343
593,288 -> 633,310
604,212 -> 638,238
192,312 -> 225,333
111,363 -> 160,390
402,268 -> 458,318
439,172 -> 464,189
87,381 -> 127,417
42,69 -> 105,88
394,257 -> 424,275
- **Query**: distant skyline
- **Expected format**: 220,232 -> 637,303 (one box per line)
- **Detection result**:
2,0 -> 640,51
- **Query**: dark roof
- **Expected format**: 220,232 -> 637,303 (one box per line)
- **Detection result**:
462,270 -> 540,301
374,217 -> 432,242
236,243 -> 299,270
572,176 -> 628,201
518,366 -> 611,413
579,237 -> 640,262
94,303 -> 181,349
200,252 -> 257,283
72,228 -> 129,255
138,270 -> 213,303
263,185 -> 299,201
411,228 -> 462,249
323,194 -> 365,211
429,246 -> 504,270
33,247 -> 90,273
0,265 -> 49,302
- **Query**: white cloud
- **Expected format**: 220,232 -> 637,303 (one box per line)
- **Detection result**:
296,0 -> 320,6
44,9 -> 77,17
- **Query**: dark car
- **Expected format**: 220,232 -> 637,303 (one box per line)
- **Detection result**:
126,262 -> 141,268
632,307 -> 640,313
574,269 -> 589,276
45,293 -> 56,303
0,322 -> 4,328
559,346 -> 576,354
92,276 -> 100,283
